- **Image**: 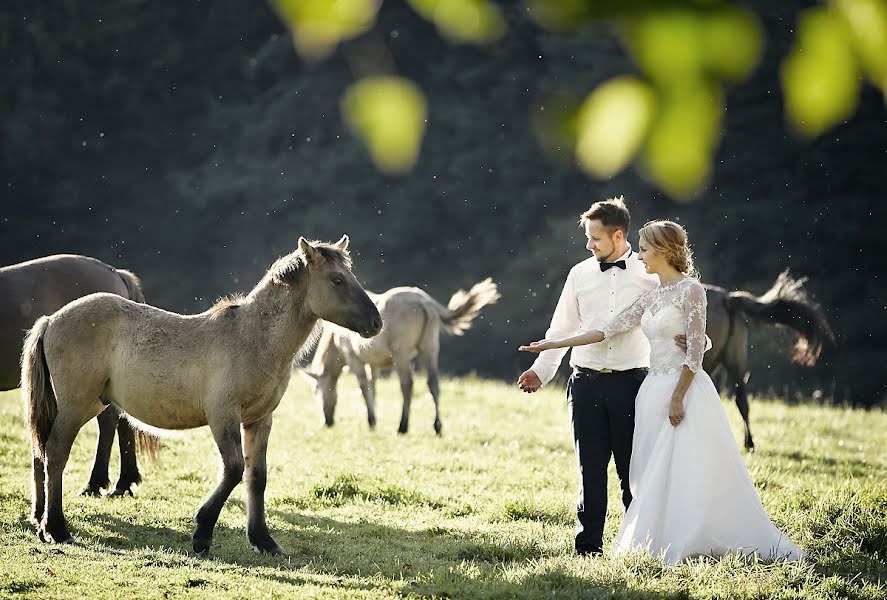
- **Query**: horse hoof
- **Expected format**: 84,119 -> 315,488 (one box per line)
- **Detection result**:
434,422 -> 442,436
108,487 -> 134,498
192,537 -> 212,556
252,542 -> 287,556
79,485 -> 105,497
36,528 -> 48,543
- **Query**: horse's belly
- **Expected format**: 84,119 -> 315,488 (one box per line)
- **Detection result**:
105,376 -> 207,430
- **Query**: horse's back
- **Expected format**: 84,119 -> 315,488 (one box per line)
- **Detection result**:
44,294 -> 213,429
0,255 -> 131,390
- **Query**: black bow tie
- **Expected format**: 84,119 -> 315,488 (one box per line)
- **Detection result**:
600,260 -> 626,272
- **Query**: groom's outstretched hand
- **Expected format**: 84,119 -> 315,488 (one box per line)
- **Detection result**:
517,369 -> 542,393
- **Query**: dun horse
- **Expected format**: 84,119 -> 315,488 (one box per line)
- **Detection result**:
703,270 -> 835,451
1,254 -> 157,496
22,236 -> 381,554
304,278 -> 499,434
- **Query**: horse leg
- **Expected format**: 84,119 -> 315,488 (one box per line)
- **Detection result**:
418,344 -> 442,436
30,450 -> 45,527
725,319 -> 754,452
394,356 -> 413,434
110,416 -> 141,497
41,409 -> 97,544
735,377 -> 754,452
348,356 -> 376,429
243,415 -> 285,555
81,405 -> 117,496
192,411 -> 244,555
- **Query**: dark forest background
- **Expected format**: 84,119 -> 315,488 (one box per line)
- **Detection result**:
2,1 -> 885,406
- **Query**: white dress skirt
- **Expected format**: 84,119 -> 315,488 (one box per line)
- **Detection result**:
601,278 -> 806,564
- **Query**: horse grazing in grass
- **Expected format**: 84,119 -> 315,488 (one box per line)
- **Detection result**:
703,270 -> 835,451
22,236 -> 381,555
1,254 -> 158,496
303,278 -> 500,435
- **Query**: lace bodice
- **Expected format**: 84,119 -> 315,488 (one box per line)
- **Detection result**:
600,278 -> 707,375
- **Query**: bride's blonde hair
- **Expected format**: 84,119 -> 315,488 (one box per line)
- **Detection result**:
639,220 -> 698,277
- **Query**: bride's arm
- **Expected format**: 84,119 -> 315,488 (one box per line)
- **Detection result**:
518,293 -> 648,353
519,329 -> 605,353
670,282 -> 708,426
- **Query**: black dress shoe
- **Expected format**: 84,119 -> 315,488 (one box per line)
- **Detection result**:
575,547 -> 603,557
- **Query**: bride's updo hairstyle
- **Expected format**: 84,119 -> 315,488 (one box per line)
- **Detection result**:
639,220 -> 698,277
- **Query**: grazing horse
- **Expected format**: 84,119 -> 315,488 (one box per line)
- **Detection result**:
21,236 -> 381,554
303,278 -> 500,435
703,270 -> 835,451
1,254 -> 157,496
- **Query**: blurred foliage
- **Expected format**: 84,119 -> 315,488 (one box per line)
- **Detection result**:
271,0 -> 885,199
271,0 -> 381,59
342,76 -> 427,174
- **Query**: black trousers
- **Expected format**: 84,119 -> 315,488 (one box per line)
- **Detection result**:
567,367 -> 647,554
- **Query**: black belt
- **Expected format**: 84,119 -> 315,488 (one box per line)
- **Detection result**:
574,366 -> 647,376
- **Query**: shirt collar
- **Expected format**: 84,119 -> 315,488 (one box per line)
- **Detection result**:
615,244 -> 633,261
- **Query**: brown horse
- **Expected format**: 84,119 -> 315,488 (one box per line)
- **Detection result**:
22,236 -> 381,555
703,270 -> 835,451
303,278 -> 500,434
1,254 -> 157,496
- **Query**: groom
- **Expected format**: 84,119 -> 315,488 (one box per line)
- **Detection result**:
517,196 -> 685,556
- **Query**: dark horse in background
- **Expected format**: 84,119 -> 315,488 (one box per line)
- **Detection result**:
703,270 -> 835,452
1,255 -> 158,496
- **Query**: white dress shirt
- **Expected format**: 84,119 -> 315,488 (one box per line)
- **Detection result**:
530,245 -> 660,385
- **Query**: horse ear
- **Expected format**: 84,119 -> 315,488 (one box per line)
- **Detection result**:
335,234 -> 349,251
298,237 -> 321,265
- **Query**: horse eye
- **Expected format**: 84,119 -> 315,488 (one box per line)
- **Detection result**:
331,277 -> 344,286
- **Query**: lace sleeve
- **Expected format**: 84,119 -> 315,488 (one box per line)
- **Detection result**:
600,293 -> 647,339
681,281 -> 708,373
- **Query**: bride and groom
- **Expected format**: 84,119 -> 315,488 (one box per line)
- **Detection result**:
517,197 -> 804,564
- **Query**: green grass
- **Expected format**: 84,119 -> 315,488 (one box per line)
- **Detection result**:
0,376 -> 884,599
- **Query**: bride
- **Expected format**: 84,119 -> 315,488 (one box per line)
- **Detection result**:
520,220 -> 805,564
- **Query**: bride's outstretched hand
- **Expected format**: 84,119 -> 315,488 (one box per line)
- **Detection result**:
519,340 -> 552,353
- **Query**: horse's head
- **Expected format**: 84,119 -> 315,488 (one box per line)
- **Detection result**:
298,235 -> 382,338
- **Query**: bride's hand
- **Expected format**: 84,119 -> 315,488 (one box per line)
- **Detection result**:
518,340 -> 552,353
669,395 -> 685,426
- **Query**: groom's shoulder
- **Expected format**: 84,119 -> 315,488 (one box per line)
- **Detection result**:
570,256 -> 600,274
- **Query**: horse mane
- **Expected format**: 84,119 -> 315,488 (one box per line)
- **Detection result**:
208,293 -> 246,318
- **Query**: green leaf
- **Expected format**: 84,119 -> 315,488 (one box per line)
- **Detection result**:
641,82 -> 724,200
620,9 -> 705,86
781,7 -> 861,137
574,77 -> 656,179
525,0 -> 593,31
700,5 -> 763,82
406,0 -> 506,43
832,0 -> 887,88
272,0 -> 380,59
342,77 -> 427,175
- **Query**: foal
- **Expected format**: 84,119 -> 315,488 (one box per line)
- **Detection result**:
22,236 -> 381,555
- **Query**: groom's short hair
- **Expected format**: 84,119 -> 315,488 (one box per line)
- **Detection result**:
579,195 -> 630,235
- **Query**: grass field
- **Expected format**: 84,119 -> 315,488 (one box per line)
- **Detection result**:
0,375 -> 884,599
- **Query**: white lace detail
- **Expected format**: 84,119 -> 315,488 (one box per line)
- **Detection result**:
601,278 -> 707,375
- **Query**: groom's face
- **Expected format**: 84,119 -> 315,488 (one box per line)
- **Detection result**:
585,220 -> 617,262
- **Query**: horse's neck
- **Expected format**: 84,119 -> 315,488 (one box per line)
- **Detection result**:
245,277 -> 318,364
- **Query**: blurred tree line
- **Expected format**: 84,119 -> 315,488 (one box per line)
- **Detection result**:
1,1 -> 885,406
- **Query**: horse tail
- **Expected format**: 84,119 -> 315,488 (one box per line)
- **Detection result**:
437,278 -> 501,336
21,317 -> 57,461
725,270 -> 835,366
135,429 -> 160,464
116,269 -> 146,304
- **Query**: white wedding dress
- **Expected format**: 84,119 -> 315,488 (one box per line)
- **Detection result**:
600,278 -> 805,564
